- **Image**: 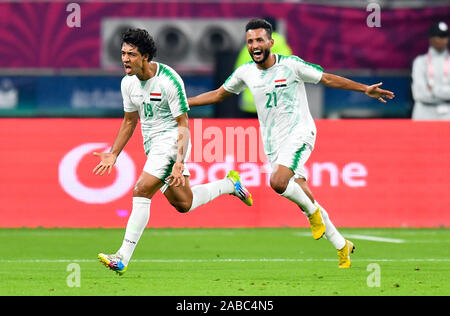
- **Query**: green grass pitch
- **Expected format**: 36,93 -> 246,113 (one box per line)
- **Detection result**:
0,228 -> 449,296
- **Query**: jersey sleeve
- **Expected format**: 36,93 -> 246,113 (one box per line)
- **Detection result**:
291,56 -> 323,84
164,71 -> 190,118
223,65 -> 248,95
121,76 -> 138,112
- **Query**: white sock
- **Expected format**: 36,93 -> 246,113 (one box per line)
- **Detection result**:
117,197 -> 151,265
189,178 -> 234,212
315,201 -> 346,250
280,179 -> 317,215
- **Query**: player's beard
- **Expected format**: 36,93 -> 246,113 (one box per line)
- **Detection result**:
252,48 -> 270,64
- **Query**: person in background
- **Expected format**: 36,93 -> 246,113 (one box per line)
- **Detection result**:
234,17 -> 293,117
411,21 -> 450,120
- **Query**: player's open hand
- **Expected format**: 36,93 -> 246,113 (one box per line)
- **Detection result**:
92,152 -> 117,176
166,162 -> 185,187
365,82 -> 395,103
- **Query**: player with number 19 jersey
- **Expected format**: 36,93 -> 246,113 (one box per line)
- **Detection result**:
223,54 -> 323,178
120,62 -> 191,181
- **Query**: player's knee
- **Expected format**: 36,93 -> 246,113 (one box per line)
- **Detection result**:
133,183 -> 152,198
171,201 -> 192,213
270,178 -> 288,194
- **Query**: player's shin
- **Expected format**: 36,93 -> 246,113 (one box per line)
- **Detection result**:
281,180 -> 326,239
315,202 -> 346,250
280,179 -> 317,215
117,197 -> 151,265
188,178 -> 234,212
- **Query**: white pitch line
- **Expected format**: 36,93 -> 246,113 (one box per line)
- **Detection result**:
343,234 -> 405,243
293,232 -> 405,243
0,258 -> 449,263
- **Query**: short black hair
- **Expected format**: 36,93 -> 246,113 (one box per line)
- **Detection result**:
122,28 -> 157,61
245,18 -> 273,39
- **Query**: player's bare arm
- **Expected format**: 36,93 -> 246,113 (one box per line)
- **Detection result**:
93,110 -> 139,176
187,86 -> 232,107
320,72 -> 395,103
166,113 -> 190,187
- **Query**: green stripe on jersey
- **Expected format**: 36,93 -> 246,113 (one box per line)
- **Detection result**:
291,143 -> 307,171
161,159 -> 176,181
279,55 -> 323,72
157,63 -> 163,76
158,64 -> 189,113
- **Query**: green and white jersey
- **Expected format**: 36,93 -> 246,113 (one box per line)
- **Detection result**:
223,54 -> 322,159
121,62 -> 189,154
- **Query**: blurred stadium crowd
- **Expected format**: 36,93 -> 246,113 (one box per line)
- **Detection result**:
0,0 -> 449,119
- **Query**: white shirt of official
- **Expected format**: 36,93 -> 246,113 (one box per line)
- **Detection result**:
411,46 -> 450,120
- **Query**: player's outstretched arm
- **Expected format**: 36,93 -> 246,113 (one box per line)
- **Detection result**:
320,72 -> 395,103
93,111 -> 139,175
188,86 -> 232,107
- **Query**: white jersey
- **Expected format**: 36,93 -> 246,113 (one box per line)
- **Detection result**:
121,62 -> 189,155
223,54 -> 322,159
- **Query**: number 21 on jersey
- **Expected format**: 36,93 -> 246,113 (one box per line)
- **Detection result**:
265,92 -> 278,108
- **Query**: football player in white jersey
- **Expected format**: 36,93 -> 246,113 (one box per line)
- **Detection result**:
94,28 -> 253,275
188,19 -> 395,268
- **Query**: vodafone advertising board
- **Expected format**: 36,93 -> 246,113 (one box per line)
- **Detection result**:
0,119 -> 448,228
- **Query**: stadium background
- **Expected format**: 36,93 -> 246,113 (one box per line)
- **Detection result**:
1,0 -> 449,228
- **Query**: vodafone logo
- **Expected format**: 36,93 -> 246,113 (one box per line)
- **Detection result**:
58,143 -> 136,204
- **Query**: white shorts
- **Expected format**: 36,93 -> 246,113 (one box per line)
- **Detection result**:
142,134 -> 191,188
269,140 -> 313,180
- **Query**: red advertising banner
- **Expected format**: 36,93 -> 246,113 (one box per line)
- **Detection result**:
1,119 -> 449,228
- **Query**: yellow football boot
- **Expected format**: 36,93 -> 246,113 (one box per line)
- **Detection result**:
307,207 -> 326,240
338,240 -> 355,269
